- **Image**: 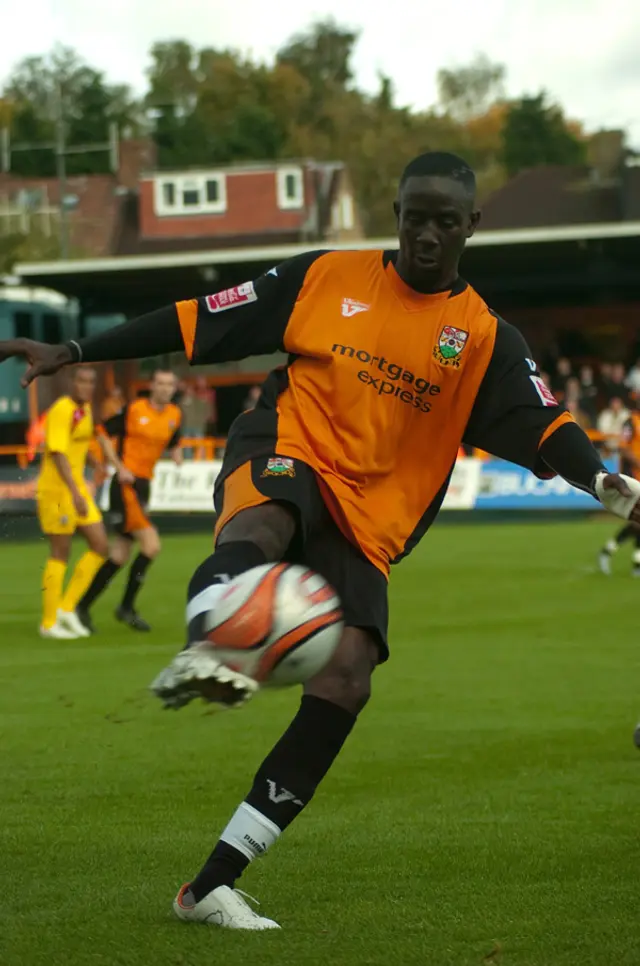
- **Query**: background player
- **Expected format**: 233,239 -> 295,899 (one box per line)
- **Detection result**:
2,152 -> 639,930
76,369 -> 183,633
598,399 -> 640,575
36,366 -> 132,639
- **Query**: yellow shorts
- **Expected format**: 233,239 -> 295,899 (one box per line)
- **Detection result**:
36,483 -> 103,535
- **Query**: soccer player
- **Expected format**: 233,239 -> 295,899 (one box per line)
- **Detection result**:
598,402 -> 640,575
2,152 -> 639,929
76,370 -> 183,633
36,367 -> 132,639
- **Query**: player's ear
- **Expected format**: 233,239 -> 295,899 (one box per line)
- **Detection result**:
467,209 -> 481,239
393,199 -> 400,226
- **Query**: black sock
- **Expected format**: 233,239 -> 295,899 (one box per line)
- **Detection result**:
78,559 -> 121,611
189,696 -> 356,900
615,524 -> 636,546
121,553 -> 153,612
186,541 -> 268,644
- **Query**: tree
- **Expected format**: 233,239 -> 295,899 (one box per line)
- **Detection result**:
501,92 -> 586,176
437,55 -> 505,123
277,19 -> 359,93
3,46 -> 139,177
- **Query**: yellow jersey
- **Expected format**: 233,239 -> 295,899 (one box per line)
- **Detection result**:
38,396 -> 94,491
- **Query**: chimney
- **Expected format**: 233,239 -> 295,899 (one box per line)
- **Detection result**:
117,138 -> 158,191
587,130 -> 624,182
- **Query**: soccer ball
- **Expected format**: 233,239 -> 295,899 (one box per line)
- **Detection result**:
201,563 -> 343,686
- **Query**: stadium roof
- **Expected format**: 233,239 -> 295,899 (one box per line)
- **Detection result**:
15,220 -> 640,279
12,220 -> 640,316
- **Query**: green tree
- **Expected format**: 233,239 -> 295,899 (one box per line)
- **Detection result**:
437,55 -> 505,123
501,92 -> 586,176
277,19 -> 359,92
3,46 -> 139,176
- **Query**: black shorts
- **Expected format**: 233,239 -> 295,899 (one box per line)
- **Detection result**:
109,476 -> 152,537
213,455 -> 390,659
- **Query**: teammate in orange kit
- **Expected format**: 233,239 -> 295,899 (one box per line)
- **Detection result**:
76,370 -> 182,632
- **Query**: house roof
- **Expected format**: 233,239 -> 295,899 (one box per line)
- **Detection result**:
480,164 -> 640,230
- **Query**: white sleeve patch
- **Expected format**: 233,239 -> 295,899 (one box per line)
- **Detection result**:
530,374 -> 558,407
205,281 -> 257,313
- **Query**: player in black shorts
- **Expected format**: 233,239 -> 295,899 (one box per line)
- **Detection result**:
2,152 -> 639,931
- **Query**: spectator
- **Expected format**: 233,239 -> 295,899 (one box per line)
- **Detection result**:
180,378 -> 216,458
626,358 -> 640,397
578,365 -> 599,422
243,385 -> 262,411
180,378 -> 215,439
552,357 -> 572,396
602,362 -> 629,404
597,395 -> 631,458
565,398 -> 591,432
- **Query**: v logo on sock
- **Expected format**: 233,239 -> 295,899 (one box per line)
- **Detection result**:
266,780 -> 304,807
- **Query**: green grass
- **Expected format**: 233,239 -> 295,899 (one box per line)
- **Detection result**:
1,520 -> 640,966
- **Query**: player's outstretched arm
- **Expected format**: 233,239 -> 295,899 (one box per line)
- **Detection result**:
464,317 -> 640,522
0,306 -> 183,387
0,251 -> 322,385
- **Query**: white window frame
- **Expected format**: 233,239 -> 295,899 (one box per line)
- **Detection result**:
276,167 -> 304,210
154,173 -> 227,216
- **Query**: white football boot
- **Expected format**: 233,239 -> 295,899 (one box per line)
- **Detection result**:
39,621 -> 78,639
57,609 -> 91,638
149,643 -> 259,710
173,884 -> 280,930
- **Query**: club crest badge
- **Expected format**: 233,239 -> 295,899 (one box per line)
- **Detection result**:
433,325 -> 469,368
261,457 -> 296,478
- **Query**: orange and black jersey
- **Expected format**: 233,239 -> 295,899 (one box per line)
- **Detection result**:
70,248 -> 605,574
174,249 -> 577,573
104,397 -> 181,479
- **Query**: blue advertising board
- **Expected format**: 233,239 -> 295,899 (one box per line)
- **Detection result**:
475,459 -> 617,510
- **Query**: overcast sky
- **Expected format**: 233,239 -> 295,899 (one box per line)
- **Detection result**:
2,0 -> 639,146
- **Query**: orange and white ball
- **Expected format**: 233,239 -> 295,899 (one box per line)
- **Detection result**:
202,563 -> 343,686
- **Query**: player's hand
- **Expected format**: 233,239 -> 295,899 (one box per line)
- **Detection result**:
595,472 -> 640,524
117,466 -> 136,485
72,491 -> 89,518
171,448 -> 184,467
0,339 -> 73,386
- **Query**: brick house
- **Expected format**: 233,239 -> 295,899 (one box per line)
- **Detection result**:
0,139 -> 362,259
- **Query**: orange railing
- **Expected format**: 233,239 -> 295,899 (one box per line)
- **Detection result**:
0,431 -> 627,470
0,437 -> 227,469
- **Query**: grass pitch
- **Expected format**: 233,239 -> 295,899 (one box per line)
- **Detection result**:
1,520 -> 639,966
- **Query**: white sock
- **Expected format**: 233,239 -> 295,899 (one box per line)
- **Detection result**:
605,539 -> 619,554
220,802 -> 281,861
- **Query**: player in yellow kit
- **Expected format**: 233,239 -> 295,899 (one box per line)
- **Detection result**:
37,366 -> 132,638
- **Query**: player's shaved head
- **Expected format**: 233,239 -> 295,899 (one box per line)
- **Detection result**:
399,152 -> 476,202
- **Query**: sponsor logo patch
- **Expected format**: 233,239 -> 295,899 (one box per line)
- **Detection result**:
341,298 -> 370,318
530,374 -> 558,407
261,457 -> 295,478
205,281 -> 257,313
433,325 -> 469,368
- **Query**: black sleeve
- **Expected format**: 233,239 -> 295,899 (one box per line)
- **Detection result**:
464,316 -> 606,489
64,250 -> 326,367
181,250 -> 326,365
103,406 -> 127,437
67,307 -> 183,364
537,422 -> 605,493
